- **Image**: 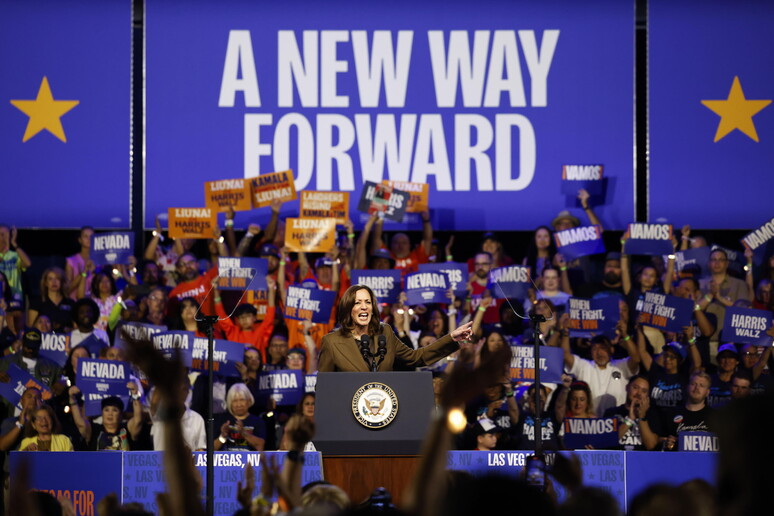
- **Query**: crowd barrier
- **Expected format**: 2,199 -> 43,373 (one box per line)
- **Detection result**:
10,450 -> 717,515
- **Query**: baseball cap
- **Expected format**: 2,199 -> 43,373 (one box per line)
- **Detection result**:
22,329 -> 42,351
259,244 -> 280,259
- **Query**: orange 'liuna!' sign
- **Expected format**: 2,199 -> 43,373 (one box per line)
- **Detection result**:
204,179 -> 253,212
382,180 -> 429,213
250,170 -> 297,208
284,218 -> 337,253
168,208 -> 217,239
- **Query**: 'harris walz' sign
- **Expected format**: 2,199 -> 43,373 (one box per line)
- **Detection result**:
351,270 -> 401,304
723,306 -> 773,346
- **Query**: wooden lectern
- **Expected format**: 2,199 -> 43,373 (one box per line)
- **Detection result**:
315,372 -> 435,505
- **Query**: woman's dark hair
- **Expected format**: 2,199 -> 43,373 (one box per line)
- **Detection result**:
423,308 -> 449,336
29,404 -> 62,436
524,226 -> 557,278
479,329 -> 508,364
90,272 -> 117,298
64,344 -> 89,385
295,392 -> 315,415
173,297 -> 208,333
337,285 -> 382,338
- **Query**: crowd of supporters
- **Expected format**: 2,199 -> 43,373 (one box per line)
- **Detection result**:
0,190 -> 772,514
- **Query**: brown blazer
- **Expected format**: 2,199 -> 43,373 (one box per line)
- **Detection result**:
318,323 -> 459,372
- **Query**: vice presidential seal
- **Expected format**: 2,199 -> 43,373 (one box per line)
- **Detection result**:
352,382 -> 398,429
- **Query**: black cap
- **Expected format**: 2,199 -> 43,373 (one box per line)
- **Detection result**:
22,329 -> 42,351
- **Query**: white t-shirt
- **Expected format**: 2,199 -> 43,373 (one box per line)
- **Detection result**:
151,408 -> 207,451
70,328 -> 110,348
569,356 -> 637,417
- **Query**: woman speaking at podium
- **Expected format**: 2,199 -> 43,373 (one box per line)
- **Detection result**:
318,285 -> 473,372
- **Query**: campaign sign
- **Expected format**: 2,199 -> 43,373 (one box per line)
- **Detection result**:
205,178 -> 253,212
509,345 -> 563,383
560,165 -> 604,195
113,322 -> 167,351
250,170 -> 297,208
419,262 -> 468,298
257,370 -> 304,406
405,271 -> 449,305
554,225 -> 606,261
299,191 -> 349,224
76,359 -> 130,417
563,418 -> 619,449
151,331 -> 195,368
742,216 -> 774,267
90,232 -> 134,266
723,306 -> 773,346
489,265 -> 531,300
74,334 -> 109,358
567,297 -> 619,338
191,338 -> 245,377
357,181 -> 409,222
636,291 -> 693,333
382,180 -> 429,213
284,217 -> 337,253
10,452 -> 123,516
245,289 -> 270,321
305,373 -> 317,393
0,364 -> 52,411
121,451 -> 323,514
670,247 -> 711,276
168,207 -> 218,239
218,257 -> 267,291
284,285 -> 337,323
623,224 -> 674,256
679,431 -> 719,452
38,332 -> 70,367
351,269 -> 401,304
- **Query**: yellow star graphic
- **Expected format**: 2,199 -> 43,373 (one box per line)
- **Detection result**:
701,76 -> 771,143
10,77 -> 80,143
